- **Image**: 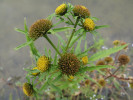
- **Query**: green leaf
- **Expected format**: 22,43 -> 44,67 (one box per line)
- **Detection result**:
60,45 -> 66,53
74,28 -> 84,36
87,77 -> 100,86
48,29 -> 56,34
84,40 -> 88,51
95,25 -> 109,29
40,82 -> 48,91
89,16 -> 99,22
39,72 -> 47,81
53,27 -> 74,33
69,35 -> 78,47
114,79 -> 121,90
48,49 -> 52,58
54,41 -> 59,65
24,17 -> 28,32
77,44 -> 95,57
67,3 -> 74,12
53,73 -> 62,83
14,40 -> 33,50
15,28 -> 27,34
26,75 -> 30,83
90,30 -> 98,34
44,47 -> 48,56
82,31 -> 87,40
50,83 -> 62,95
88,44 -> 128,62
55,33 -> 65,45
47,13 -> 55,20
75,37 -> 82,55
52,20 -> 64,27
76,65 -> 114,75
97,70 -> 106,76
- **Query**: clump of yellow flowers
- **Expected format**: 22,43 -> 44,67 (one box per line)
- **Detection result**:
15,2 -> 131,100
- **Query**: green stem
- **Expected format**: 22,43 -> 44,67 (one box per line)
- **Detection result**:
65,17 -> 79,51
67,17 -> 74,25
69,31 -> 85,49
44,35 -> 61,56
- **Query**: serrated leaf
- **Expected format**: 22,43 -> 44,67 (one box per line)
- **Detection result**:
53,27 -> 74,33
87,77 -> 100,86
84,40 -> 88,51
67,3 -> 74,12
53,73 -> 62,83
54,41 -> 59,65
82,31 -> 86,40
114,79 -> 120,90
26,75 -> 30,83
74,28 -> 84,36
52,20 -> 64,27
15,28 -> 27,34
88,44 -> 128,62
75,37 -> 82,55
90,30 -> 98,34
89,16 -> 99,22
48,29 -> 56,34
24,17 -> 28,32
69,35 -> 78,47
77,44 -> 95,57
39,72 -> 47,81
69,33 -> 84,49
40,82 -> 48,91
48,49 -> 52,57
44,47 -> 48,56
97,70 -> 106,76
60,45 -> 66,53
55,33 -> 65,45
47,13 -> 55,20
50,84 -> 62,95
14,40 -> 33,50
76,65 -> 114,75
95,25 -> 109,29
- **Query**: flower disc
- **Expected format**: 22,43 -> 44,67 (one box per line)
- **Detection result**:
37,55 -> 50,72
29,19 -> 52,40
73,5 -> 90,18
23,83 -> 33,96
58,53 -> 80,76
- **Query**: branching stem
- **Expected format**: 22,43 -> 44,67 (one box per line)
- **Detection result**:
44,35 -> 61,56
65,17 -> 79,51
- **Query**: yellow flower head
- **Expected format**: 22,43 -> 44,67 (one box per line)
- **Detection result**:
23,83 -> 33,96
98,78 -> 106,87
32,67 -> 40,76
37,55 -> 50,72
29,19 -> 52,40
73,5 -> 90,18
82,56 -> 88,65
83,18 -> 95,31
113,40 -> 120,46
55,3 -> 67,15
58,53 -> 81,76
104,57 -> 113,63
118,54 -> 130,65
68,75 -> 74,81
